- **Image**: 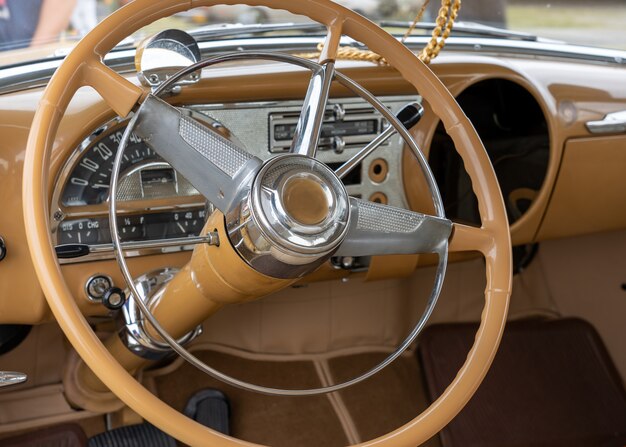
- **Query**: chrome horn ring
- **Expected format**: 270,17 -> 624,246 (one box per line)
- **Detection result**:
110,51 -> 448,396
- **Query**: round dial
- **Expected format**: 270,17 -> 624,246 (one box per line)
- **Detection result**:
53,111 -> 230,262
61,126 -> 163,206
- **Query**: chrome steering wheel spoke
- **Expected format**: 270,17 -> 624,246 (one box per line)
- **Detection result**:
334,197 -> 452,257
133,95 -> 262,214
289,61 -> 336,158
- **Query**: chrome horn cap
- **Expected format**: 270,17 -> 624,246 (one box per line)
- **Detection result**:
226,155 -> 350,278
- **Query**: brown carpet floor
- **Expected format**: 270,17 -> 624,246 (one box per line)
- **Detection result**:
328,352 -> 440,447
154,350 -> 439,446
154,351 -> 349,447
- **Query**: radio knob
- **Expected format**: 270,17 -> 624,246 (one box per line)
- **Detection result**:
332,104 -> 345,121
331,136 -> 345,154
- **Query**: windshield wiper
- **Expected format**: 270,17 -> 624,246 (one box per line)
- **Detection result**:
380,20 -> 538,42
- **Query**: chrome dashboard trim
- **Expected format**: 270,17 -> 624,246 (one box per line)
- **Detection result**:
0,371 -> 28,388
1,36 -> 626,95
52,94 -> 415,264
586,110 -> 626,134
57,234 -> 218,265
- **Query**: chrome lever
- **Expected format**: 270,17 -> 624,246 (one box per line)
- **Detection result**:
0,371 -> 27,388
586,110 -> 626,134
335,102 -> 424,179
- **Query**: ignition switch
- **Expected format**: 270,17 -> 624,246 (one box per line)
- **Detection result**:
85,274 -> 128,311
85,274 -> 113,302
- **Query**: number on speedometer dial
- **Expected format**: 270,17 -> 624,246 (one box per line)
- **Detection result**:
62,125 -> 164,206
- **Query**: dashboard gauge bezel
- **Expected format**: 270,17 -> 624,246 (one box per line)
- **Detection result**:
50,109 -> 227,264
51,96 -> 413,265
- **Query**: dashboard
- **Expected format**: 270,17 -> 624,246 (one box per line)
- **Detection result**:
0,48 -> 625,323
50,95 -> 414,264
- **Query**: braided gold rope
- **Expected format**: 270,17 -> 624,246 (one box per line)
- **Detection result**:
420,0 -> 461,63
401,0 -> 431,43
295,0 -> 460,65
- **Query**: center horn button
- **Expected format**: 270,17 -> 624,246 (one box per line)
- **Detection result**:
281,175 -> 329,226
226,155 -> 350,279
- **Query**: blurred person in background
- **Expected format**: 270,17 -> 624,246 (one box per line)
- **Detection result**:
0,0 -> 77,50
71,0 -> 97,37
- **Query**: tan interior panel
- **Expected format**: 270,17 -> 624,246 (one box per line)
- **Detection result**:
0,323 -> 66,392
536,229 -> 626,380
538,136 -> 626,240
1,53 -> 626,324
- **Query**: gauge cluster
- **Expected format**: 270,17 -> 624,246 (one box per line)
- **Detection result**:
60,121 -> 199,207
52,96 -> 413,264
51,114 -> 212,264
57,208 -> 208,246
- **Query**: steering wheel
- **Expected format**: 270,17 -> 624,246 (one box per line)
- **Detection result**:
23,0 -> 512,445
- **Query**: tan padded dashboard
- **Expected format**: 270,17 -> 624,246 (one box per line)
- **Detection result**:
1,54 -> 625,323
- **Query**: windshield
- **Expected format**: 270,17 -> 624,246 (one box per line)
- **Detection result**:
0,0 -> 624,67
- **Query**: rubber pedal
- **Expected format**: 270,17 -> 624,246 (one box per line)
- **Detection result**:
183,388 -> 231,436
88,423 -> 176,447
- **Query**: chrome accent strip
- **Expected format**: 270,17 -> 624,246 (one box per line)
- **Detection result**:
57,234 -> 218,265
381,20 -> 540,41
0,371 -> 27,388
89,234 -> 218,253
586,110 -> 626,134
1,36 -> 626,95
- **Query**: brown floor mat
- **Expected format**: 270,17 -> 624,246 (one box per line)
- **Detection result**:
418,319 -> 626,447
0,423 -> 87,447
154,351 -> 349,447
327,353 -> 440,446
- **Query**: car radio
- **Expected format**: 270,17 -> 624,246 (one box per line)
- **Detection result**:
196,95 -> 417,210
269,103 -> 388,153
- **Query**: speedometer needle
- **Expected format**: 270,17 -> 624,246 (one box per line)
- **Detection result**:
176,222 -> 186,234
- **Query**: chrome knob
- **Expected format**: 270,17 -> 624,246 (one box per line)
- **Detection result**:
226,155 -> 350,279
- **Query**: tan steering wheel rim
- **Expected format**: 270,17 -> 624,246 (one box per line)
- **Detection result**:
23,1 -> 512,446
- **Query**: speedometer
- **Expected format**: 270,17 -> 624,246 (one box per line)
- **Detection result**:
59,110 -> 232,207
61,123 -> 170,206
52,110 -> 239,263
